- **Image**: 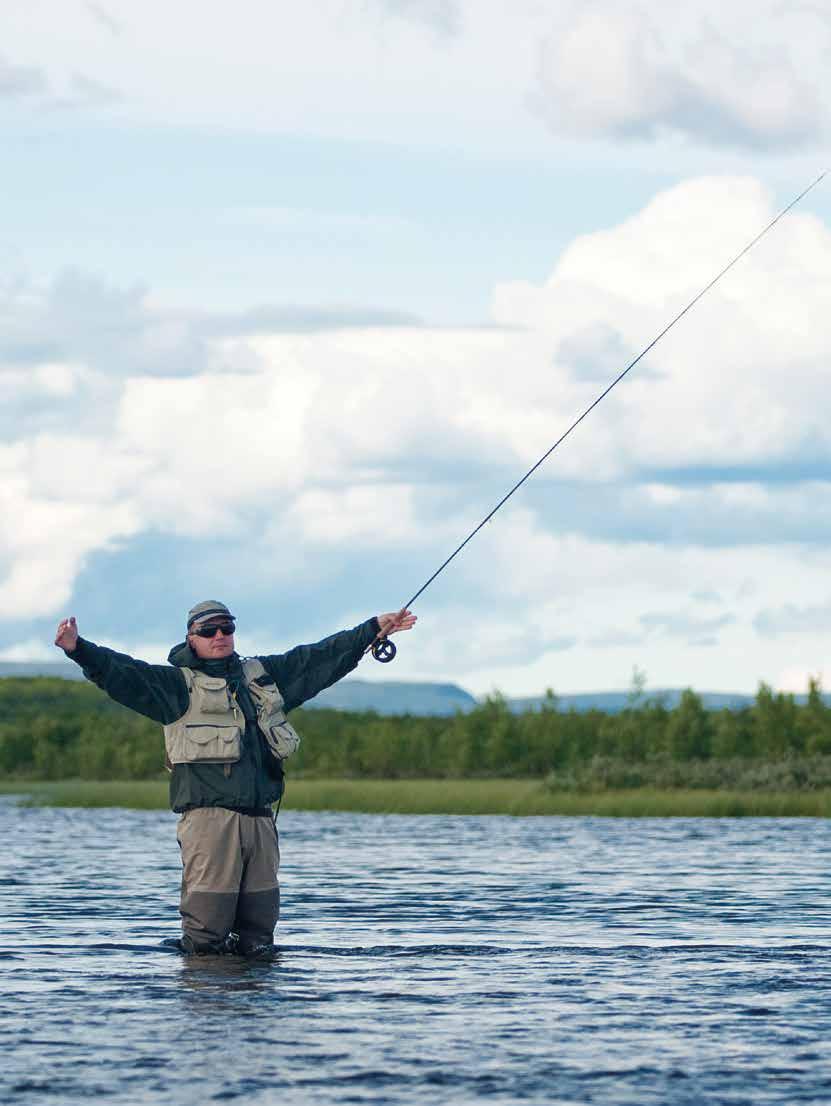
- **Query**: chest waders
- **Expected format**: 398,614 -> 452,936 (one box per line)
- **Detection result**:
166,660 -> 294,956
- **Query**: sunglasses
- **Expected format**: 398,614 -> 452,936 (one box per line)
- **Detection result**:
191,621 -> 236,638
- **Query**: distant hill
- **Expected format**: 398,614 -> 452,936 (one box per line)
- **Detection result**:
0,661 -> 83,680
507,690 -> 756,714
312,680 -> 477,715
0,662 -> 477,715
0,661 -> 808,716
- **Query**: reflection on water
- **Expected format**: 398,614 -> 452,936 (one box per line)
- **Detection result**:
2,800 -> 831,1103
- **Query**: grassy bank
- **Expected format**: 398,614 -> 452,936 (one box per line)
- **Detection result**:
2,778 -> 831,816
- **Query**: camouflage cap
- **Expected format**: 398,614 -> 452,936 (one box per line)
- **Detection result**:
186,600 -> 235,630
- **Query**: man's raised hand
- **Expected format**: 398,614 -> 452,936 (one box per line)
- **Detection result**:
54,616 -> 79,653
376,609 -> 417,637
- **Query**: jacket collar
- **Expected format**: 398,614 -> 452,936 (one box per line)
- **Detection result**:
167,640 -> 242,678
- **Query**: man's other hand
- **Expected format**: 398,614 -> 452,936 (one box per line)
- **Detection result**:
54,616 -> 79,653
376,609 -> 417,637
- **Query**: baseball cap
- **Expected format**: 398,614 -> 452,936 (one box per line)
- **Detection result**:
186,600 -> 236,629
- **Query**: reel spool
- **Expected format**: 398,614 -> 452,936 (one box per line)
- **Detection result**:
371,637 -> 397,663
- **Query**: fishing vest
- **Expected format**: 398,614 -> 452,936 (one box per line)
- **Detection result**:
163,659 -> 301,772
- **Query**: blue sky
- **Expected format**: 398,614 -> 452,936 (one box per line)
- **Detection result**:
3,0 -> 831,696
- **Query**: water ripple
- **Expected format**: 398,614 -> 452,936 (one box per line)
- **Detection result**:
2,801 -> 831,1103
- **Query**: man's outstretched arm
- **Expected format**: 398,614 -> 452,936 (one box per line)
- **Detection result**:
55,616 -> 189,725
260,610 -> 417,712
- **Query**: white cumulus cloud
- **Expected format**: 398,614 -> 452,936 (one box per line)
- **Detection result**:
533,0 -> 828,149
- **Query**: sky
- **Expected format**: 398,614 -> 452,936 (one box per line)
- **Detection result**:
2,0 -> 831,697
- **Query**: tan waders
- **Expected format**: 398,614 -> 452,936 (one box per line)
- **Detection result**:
176,807 -> 280,956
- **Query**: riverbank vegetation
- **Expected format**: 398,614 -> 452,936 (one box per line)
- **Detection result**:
2,676 -> 831,814
2,779 -> 830,817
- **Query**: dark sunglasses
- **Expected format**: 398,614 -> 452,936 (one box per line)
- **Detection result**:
192,621 -> 236,638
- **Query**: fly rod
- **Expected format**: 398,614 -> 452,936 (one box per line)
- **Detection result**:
369,171 -> 828,662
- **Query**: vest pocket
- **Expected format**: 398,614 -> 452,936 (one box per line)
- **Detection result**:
169,724 -> 242,765
264,720 -> 301,760
194,677 -> 234,715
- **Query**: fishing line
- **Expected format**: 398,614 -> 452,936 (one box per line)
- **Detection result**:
369,170 -> 827,662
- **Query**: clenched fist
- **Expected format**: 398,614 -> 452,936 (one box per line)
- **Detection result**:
54,616 -> 79,654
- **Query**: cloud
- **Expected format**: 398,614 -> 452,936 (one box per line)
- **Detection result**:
199,303 -> 422,338
0,55 -> 48,99
7,2 -> 825,156
5,173 -> 831,693
0,269 -> 424,386
4,2 -> 827,156
65,73 -> 124,107
0,270 -> 207,386
754,600 -> 831,637
556,322 -> 643,383
492,176 -> 831,482
0,464 -> 141,619
0,639 -> 58,663
0,56 -> 121,113
370,0 -> 462,38
586,629 -> 648,649
85,2 -> 123,36
691,590 -> 723,604
533,1 -> 827,149
526,479 -> 831,549
640,610 -> 735,641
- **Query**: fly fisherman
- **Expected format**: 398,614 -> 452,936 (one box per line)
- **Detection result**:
53,602 -> 416,957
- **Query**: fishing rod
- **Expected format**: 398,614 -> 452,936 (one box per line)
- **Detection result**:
369,171 -> 828,663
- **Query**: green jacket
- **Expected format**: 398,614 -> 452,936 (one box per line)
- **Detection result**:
68,618 -> 380,812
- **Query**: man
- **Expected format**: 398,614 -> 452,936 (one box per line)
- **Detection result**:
54,602 -> 416,957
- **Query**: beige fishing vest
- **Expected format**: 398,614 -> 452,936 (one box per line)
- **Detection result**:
163,659 -> 301,771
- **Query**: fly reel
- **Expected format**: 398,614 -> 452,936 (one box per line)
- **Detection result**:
371,637 -> 397,663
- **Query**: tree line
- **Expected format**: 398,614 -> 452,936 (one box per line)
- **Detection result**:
2,675 -> 831,787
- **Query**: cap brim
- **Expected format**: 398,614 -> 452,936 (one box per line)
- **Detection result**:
188,610 -> 236,628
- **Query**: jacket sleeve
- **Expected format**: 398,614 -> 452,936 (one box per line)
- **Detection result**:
258,617 -> 380,712
66,638 -> 190,725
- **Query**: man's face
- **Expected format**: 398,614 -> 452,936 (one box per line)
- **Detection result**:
188,617 -> 236,660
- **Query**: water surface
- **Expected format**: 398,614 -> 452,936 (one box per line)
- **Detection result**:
2,800 -> 831,1104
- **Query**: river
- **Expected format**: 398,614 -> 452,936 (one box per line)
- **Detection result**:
2,799 -> 831,1104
